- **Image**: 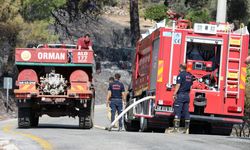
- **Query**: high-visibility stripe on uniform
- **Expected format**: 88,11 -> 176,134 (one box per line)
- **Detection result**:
157,60 -> 164,82
240,67 -> 246,89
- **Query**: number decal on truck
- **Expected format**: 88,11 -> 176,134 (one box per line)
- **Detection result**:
77,52 -> 88,62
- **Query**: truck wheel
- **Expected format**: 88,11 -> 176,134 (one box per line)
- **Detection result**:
31,115 -> 39,127
123,96 -> 140,132
152,128 -> 166,133
124,113 -> 140,132
210,123 -> 233,136
79,99 -> 94,129
30,110 -> 39,127
90,98 -> 95,126
124,121 -> 140,132
32,117 -> 39,127
140,105 -> 151,132
18,108 -> 32,128
140,116 -> 150,132
79,115 -> 93,129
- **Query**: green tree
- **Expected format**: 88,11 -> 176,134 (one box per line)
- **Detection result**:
20,0 -> 66,21
19,0 -> 114,39
17,20 -> 58,47
20,0 -> 115,22
227,0 -> 249,24
185,8 -> 212,24
167,0 -> 187,15
144,4 -> 167,22
245,65 -> 250,117
184,0 -> 209,10
0,0 -> 59,55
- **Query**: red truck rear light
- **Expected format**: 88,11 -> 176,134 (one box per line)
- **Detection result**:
165,101 -> 172,106
228,106 -> 242,113
187,61 -> 193,71
16,93 -> 30,99
78,94 -> 91,99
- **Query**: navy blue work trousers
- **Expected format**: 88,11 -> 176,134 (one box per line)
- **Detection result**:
110,99 -> 123,128
174,92 -> 190,120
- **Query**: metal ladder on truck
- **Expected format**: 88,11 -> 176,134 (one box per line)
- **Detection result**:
225,33 -> 242,99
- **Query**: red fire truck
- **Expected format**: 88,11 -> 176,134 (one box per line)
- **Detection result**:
14,44 -> 95,129
124,21 -> 249,135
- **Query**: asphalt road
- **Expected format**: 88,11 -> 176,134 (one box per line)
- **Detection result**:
0,105 -> 250,150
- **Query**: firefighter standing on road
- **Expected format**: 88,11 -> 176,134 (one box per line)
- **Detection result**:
106,77 -> 119,128
106,77 -> 115,108
169,64 -> 193,134
106,73 -> 126,131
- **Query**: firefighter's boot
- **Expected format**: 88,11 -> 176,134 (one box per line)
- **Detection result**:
166,119 -> 180,133
183,120 -> 190,134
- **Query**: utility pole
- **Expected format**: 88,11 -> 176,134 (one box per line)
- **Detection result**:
216,0 -> 227,23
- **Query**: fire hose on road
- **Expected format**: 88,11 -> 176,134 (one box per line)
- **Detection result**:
106,96 -> 156,131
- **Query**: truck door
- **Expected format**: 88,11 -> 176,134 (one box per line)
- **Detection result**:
150,38 -> 160,90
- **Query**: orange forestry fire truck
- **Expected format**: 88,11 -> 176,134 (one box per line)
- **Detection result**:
14,44 -> 95,129
124,20 -> 249,135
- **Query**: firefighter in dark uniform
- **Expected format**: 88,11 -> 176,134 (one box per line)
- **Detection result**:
171,64 -> 193,134
106,73 -> 125,131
